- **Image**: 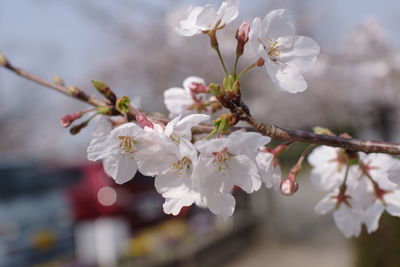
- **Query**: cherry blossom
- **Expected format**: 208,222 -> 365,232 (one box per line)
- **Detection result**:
138,114 -> 209,176
87,123 -> 157,184
140,138 -> 201,215
315,190 -> 363,238
176,0 -> 239,36
164,76 -> 210,118
249,9 -> 320,93
195,131 -> 270,195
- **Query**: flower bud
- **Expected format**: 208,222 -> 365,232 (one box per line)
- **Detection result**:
70,121 -> 88,135
280,178 -> 299,196
189,82 -> 209,94
91,80 -> 117,104
236,21 -> 250,43
60,112 -> 82,128
256,57 -> 265,67
235,21 -> 250,56
312,126 -> 335,136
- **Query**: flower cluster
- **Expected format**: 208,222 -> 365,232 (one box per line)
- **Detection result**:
309,146 -> 400,237
87,112 -> 279,218
74,0 -> 400,236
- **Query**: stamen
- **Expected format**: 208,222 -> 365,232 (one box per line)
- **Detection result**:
170,133 -> 181,144
212,148 -> 233,175
118,136 -> 138,159
267,40 -> 281,61
169,157 -> 192,177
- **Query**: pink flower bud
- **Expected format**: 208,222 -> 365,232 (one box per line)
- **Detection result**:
136,112 -> 153,129
236,21 -> 250,43
189,82 -> 209,94
60,112 -> 82,128
280,178 -> 299,196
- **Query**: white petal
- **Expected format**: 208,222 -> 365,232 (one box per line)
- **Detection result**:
91,115 -> 112,138
195,138 -> 229,156
263,9 -> 295,40
175,6 -> 204,36
280,35 -> 320,73
228,131 -> 271,157
217,0 -> 239,26
113,155 -> 138,184
87,136 -> 118,161
363,201 -> 385,233
155,172 -> 190,199
385,191 -> 400,216
178,138 -> 198,163
307,146 -> 338,167
163,195 -> 195,215
310,167 -> 343,191
136,145 -> 176,176
165,114 -> 182,137
249,17 -> 263,57
174,114 -> 210,141
257,152 -> 282,189
227,155 -> 262,194
110,122 -> 141,138
206,193 -> 236,219
164,88 -> 194,118
196,4 -> 218,30
314,195 -> 336,215
333,205 -> 361,238
388,162 -> 400,185
266,60 -> 307,93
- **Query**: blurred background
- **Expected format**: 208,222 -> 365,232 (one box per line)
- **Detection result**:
1,0 -> 400,266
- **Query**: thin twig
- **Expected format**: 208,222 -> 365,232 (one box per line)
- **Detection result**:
3,57 -> 400,155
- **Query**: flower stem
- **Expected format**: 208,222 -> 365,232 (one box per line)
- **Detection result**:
233,54 -> 240,75
342,161 -> 351,187
213,46 -> 228,76
237,63 -> 257,80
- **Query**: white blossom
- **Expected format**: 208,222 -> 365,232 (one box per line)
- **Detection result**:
164,76 -> 208,118
249,9 -> 320,93
195,131 -> 270,195
87,123 -> 157,184
138,114 -> 209,176
315,191 -> 362,238
176,0 -> 239,36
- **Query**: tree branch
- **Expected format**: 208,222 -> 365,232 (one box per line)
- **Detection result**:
2,55 -> 400,155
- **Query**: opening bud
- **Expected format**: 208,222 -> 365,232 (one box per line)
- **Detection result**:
116,96 -> 131,114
